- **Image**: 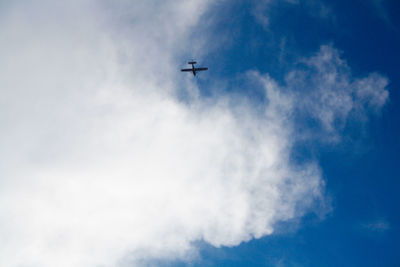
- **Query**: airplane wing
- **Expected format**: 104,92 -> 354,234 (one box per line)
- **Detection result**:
181,68 -> 192,72
194,67 -> 208,71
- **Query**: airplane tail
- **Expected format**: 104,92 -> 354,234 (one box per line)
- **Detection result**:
188,61 -> 197,64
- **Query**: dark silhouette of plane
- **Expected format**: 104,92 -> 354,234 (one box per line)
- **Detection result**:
181,61 -> 208,76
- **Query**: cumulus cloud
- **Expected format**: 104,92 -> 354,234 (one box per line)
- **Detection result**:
0,1 -> 388,267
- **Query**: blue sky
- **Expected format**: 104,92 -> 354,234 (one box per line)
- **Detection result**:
0,1 -> 399,267
170,0 -> 400,266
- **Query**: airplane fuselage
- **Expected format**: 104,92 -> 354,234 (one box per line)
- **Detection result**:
191,63 -> 196,76
181,61 -> 208,76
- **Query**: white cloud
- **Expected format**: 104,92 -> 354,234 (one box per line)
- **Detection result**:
0,1 -> 388,267
285,45 -> 389,141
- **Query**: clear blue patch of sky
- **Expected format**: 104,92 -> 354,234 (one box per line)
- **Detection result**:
171,0 -> 400,266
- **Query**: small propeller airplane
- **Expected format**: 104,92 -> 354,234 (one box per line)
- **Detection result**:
181,61 -> 208,76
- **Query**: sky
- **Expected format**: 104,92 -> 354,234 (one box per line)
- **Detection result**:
0,0 -> 399,266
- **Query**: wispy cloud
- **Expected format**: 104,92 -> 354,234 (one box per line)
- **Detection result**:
369,0 -> 391,25
285,45 -> 389,141
251,0 -> 334,29
361,218 -> 391,233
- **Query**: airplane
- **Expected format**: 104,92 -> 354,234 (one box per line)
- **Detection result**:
181,61 -> 208,76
